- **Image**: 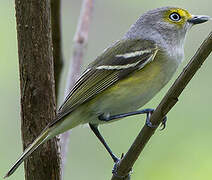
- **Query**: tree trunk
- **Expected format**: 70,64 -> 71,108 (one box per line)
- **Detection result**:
15,0 -> 61,179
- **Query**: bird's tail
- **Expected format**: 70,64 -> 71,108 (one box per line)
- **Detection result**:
4,127 -> 51,178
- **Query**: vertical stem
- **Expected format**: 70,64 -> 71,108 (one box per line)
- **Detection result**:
59,0 -> 94,177
51,0 -> 63,101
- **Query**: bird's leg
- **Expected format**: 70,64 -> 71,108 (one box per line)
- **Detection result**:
89,124 -> 127,178
92,109 -> 166,176
98,108 -> 167,130
89,123 -> 119,163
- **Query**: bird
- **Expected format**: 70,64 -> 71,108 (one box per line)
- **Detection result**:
4,6 -> 210,178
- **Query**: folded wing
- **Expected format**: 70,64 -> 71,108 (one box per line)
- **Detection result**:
51,39 -> 158,126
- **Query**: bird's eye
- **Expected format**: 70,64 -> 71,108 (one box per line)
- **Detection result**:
169,12 -> 181,21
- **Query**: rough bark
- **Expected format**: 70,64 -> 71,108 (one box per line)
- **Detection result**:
15,0 -> 61,179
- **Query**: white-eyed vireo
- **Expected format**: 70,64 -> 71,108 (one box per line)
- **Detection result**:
4,6 -> 210,178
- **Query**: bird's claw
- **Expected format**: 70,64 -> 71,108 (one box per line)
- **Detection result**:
160,116 -> 167,130
112,158 -> 131,179
145,109 -> 167,130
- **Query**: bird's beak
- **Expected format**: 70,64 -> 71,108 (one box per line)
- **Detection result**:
188,15 -> 210,24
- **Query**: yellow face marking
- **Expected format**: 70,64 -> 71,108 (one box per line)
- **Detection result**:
164,8 -> 192,28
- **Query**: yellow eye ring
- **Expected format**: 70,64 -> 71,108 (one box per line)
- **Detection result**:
169,12 -> 181,22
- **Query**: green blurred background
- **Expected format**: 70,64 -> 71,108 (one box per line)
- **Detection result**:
0,0 -> 212,179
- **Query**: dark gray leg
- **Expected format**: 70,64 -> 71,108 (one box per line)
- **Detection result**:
98,108 -> 167,130
92,108 -> 167,177
89,123 -> 119,163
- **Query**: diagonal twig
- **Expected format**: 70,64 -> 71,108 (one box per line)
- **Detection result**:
111,31 -> 212,180
59,0 -> 94,177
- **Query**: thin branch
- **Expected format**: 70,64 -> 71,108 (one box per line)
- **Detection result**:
59,0 -> 94,176
111,31 -> 212,180
51,0 -> 63,101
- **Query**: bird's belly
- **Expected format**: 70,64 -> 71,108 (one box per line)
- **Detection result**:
86,59 -> 178,124
51,58 -> 179,135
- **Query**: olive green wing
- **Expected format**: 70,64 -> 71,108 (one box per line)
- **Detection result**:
52,39 -> 158,124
